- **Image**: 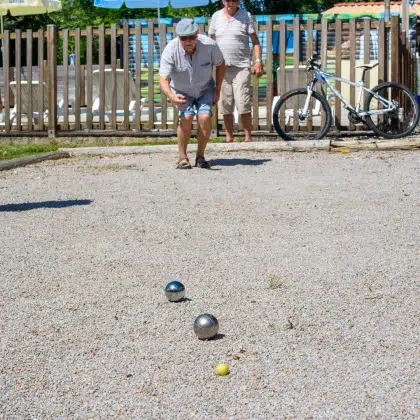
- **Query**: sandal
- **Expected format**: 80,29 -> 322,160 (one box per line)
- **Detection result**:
176,157 -> 192,169
195,155 -> 211,169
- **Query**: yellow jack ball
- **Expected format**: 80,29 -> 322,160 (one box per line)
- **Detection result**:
215,363 -> 230,376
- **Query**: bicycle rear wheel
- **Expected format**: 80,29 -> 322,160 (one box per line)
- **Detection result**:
273,88 -> 332,141
364,82 -> 419,139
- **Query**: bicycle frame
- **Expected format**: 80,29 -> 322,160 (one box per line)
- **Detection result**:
305,67 -> 397,117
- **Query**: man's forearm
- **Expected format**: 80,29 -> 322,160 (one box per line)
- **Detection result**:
215,63 -> 226,92
253,44 -> 262,61
160,77 -> 174,101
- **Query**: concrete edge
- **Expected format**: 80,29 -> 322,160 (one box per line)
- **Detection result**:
2,139 -> 418,171
59,138 -> 420,157
330,138 -> 420,151
59,140 -> 333,156
0,151 -> 72,172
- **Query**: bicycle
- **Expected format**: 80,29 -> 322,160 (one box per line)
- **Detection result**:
272,53 -> 420,140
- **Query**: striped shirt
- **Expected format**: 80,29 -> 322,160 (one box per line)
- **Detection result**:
208,8 -> 256,68
159,34 -> 224,99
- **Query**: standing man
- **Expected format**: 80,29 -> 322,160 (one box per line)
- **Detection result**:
160,18 -> 226,169
209,0 -> 263,143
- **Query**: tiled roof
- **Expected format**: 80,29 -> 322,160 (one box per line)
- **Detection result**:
323,1 -> 420,15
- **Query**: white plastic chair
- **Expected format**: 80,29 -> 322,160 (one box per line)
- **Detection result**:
9,80 -> 70,125
92,69 -> 136,121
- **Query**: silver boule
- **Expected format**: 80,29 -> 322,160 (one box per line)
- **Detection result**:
164,281 -> 185,302
194,313 -> 219,340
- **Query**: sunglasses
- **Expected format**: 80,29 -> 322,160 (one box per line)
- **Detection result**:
180,35 -> 198,41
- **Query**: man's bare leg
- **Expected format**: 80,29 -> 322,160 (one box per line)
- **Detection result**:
177,114 -> 194,159
197,113 -> 212,157
223,114 -> 234,143
240,112 -> 253,142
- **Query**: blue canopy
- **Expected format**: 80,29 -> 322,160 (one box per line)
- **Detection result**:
94,0 -> 214,8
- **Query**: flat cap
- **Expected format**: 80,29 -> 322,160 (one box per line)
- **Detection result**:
176,18 -> 199,36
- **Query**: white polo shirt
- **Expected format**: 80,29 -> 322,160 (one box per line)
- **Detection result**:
208,8 -> 256,68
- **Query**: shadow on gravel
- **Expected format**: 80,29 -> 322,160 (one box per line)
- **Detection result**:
210,333 -> 225,341
0,199 -> 93,212
210,158 -> 271,167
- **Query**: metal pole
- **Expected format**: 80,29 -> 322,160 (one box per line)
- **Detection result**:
385,0 -> 390,22
402,0 -> 409,40
0,14 -> 3,62
1,15 -> 3,50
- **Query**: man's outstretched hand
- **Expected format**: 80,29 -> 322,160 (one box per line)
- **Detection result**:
172,94 -> 187,106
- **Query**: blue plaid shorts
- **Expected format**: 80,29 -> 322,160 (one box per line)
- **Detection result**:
177,85 -> 214,118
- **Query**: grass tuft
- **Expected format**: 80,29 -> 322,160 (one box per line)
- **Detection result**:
79,164 -> 137,173
0,145 -> 59,160
267,274 -> 288,290
285,318 -> 295,330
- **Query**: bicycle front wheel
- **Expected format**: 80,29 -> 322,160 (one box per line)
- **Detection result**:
364,82 -> 420,139
273,88 -> 332,141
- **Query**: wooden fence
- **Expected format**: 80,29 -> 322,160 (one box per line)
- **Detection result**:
0,15 -> 416,137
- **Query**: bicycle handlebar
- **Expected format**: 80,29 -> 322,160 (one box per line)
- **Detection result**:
306,53 -> 321,70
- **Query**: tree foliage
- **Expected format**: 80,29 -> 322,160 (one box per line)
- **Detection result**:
2,0 -> 383,32
242,0 -> 334,14
3,0 -> 223,32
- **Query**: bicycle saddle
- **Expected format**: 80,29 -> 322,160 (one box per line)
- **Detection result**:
355,62 -> 379,70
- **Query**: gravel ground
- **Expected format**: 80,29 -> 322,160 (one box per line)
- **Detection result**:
0,150 -> 419,419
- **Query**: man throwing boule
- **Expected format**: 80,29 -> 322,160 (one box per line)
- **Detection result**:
160,18 -> 226,169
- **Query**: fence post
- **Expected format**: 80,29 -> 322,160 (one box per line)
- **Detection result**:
335,18 -> 342,130
98,25 -> 105,130
159,22 -> 167,131
147,20 -> 155,130
349,19 -> 356,131
74,28 -> 81,130
4,30 -> 10,132
306,18 -> 314,133
123,21 -> 130,131
320,18 -> 328,128
251,20 -> 260,133
320,19 -> 328,73
378,19 -> 385,84
292,17 -> 300,132
391,15 -> 400,84
266,18 -> 273,132
38,29 -> 44,130
15,29 -> 21,131
8,67 -> 14,109
47,25 -> 57,137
